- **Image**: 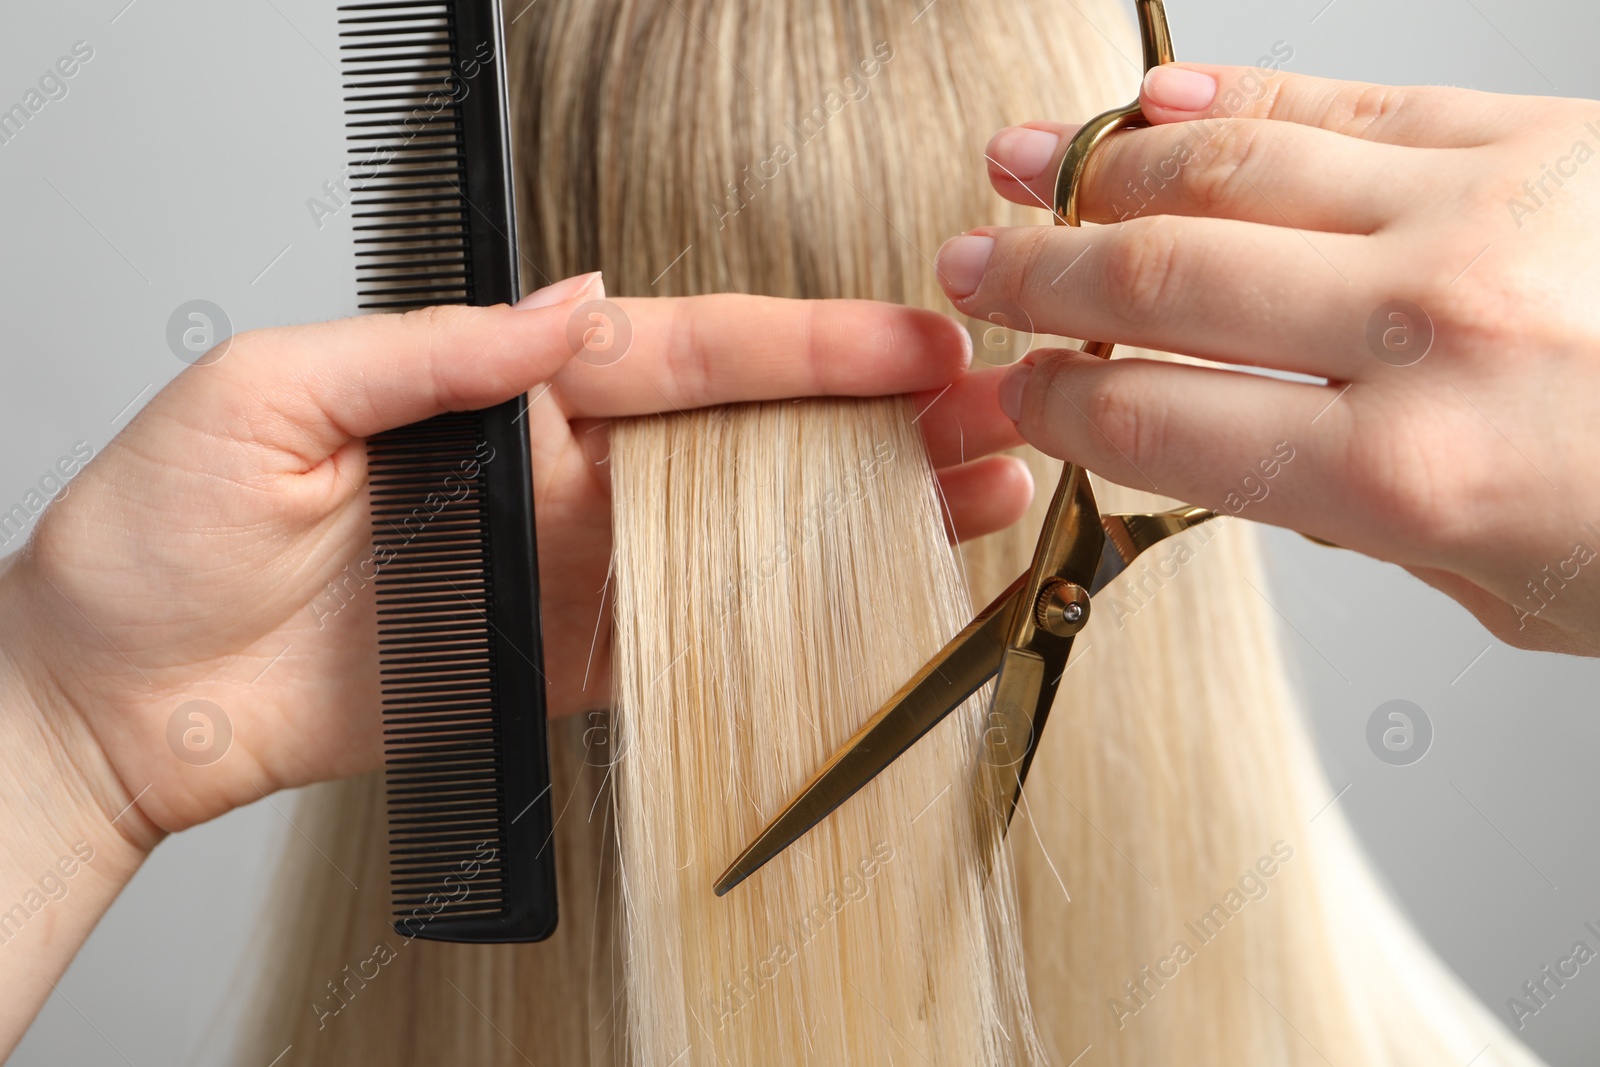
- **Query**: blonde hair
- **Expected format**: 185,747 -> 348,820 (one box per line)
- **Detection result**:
609,400 -> 1038,1063
237,1 -> 1546,1063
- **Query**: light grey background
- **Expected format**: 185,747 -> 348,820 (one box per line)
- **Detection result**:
2,0 -> 1597,1064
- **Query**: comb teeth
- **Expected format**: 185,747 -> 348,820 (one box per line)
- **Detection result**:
367,414 -> 510,923
339,2 -> 472,310
343,0 -> 558,943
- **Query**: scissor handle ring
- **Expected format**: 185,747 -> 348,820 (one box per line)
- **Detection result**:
1051,103 -> 1148,229
1050,0 -> 1175,357
1053,0 -> 1174,226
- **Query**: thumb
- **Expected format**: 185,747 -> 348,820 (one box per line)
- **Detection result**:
159,272 -> 605,468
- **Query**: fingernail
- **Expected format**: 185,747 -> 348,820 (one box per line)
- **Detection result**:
1143,66 -> 1218,112
937,235 -> 995,300
515,271 -> 604,310
987,126 -> 1060,182
998,362 -> 1032,422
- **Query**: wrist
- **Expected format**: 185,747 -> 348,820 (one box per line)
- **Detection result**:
0,555 -> 157,868
0,554 -> 152,1053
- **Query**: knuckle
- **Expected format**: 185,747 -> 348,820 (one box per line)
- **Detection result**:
1430,275 -> 1515,357
1003,226 -> 1059,299
1396,249 -> 1524,370
663,297 -> 713,406
1340,437 -> 1434,543
1337,398 -> 1475,550
1074,363 -> 1162,471
1326,83 -> 1412,138
1178,124 -> 1268,215
795,299 -> 822,390
400,304 -> 474,408
401,303 -> 461,335
1100,217 -> 1185,328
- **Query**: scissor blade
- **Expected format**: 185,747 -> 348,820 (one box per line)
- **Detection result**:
713,575 -> 1028,896
973,638 -> 1072,833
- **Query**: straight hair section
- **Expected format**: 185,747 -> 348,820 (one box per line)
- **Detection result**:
609,400 -> 1039,1062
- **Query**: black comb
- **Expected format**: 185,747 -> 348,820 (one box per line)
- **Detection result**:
339,0 -> 559,943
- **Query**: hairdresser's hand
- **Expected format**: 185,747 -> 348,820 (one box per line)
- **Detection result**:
0,276 -> 1029,1046
0,274 -> 1029,856
946,63 -> 1600,654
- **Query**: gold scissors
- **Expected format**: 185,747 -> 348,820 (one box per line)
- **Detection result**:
715,0 -> 1213,897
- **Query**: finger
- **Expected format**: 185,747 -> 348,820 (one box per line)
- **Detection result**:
180,273 -> 608,465
936,455 -> 1034,543
175,278 -> 971,464
565,366 -> 1028,495
913,366 -> 1026,470
1001,349 -> 1345,537
566,370 -> 1029,495
550,296 -> 972,417
1140,63 -> 1534,149
937,222 -> 1377,381
987,119 -> 1406,234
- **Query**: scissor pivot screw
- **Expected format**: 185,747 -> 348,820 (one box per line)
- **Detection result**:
1035,579 -> 1090,637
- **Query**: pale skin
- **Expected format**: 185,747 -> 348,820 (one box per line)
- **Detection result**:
942,63 -> 1600,656
0,273 -> 1031,1051
0,62 -> 1597,1051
